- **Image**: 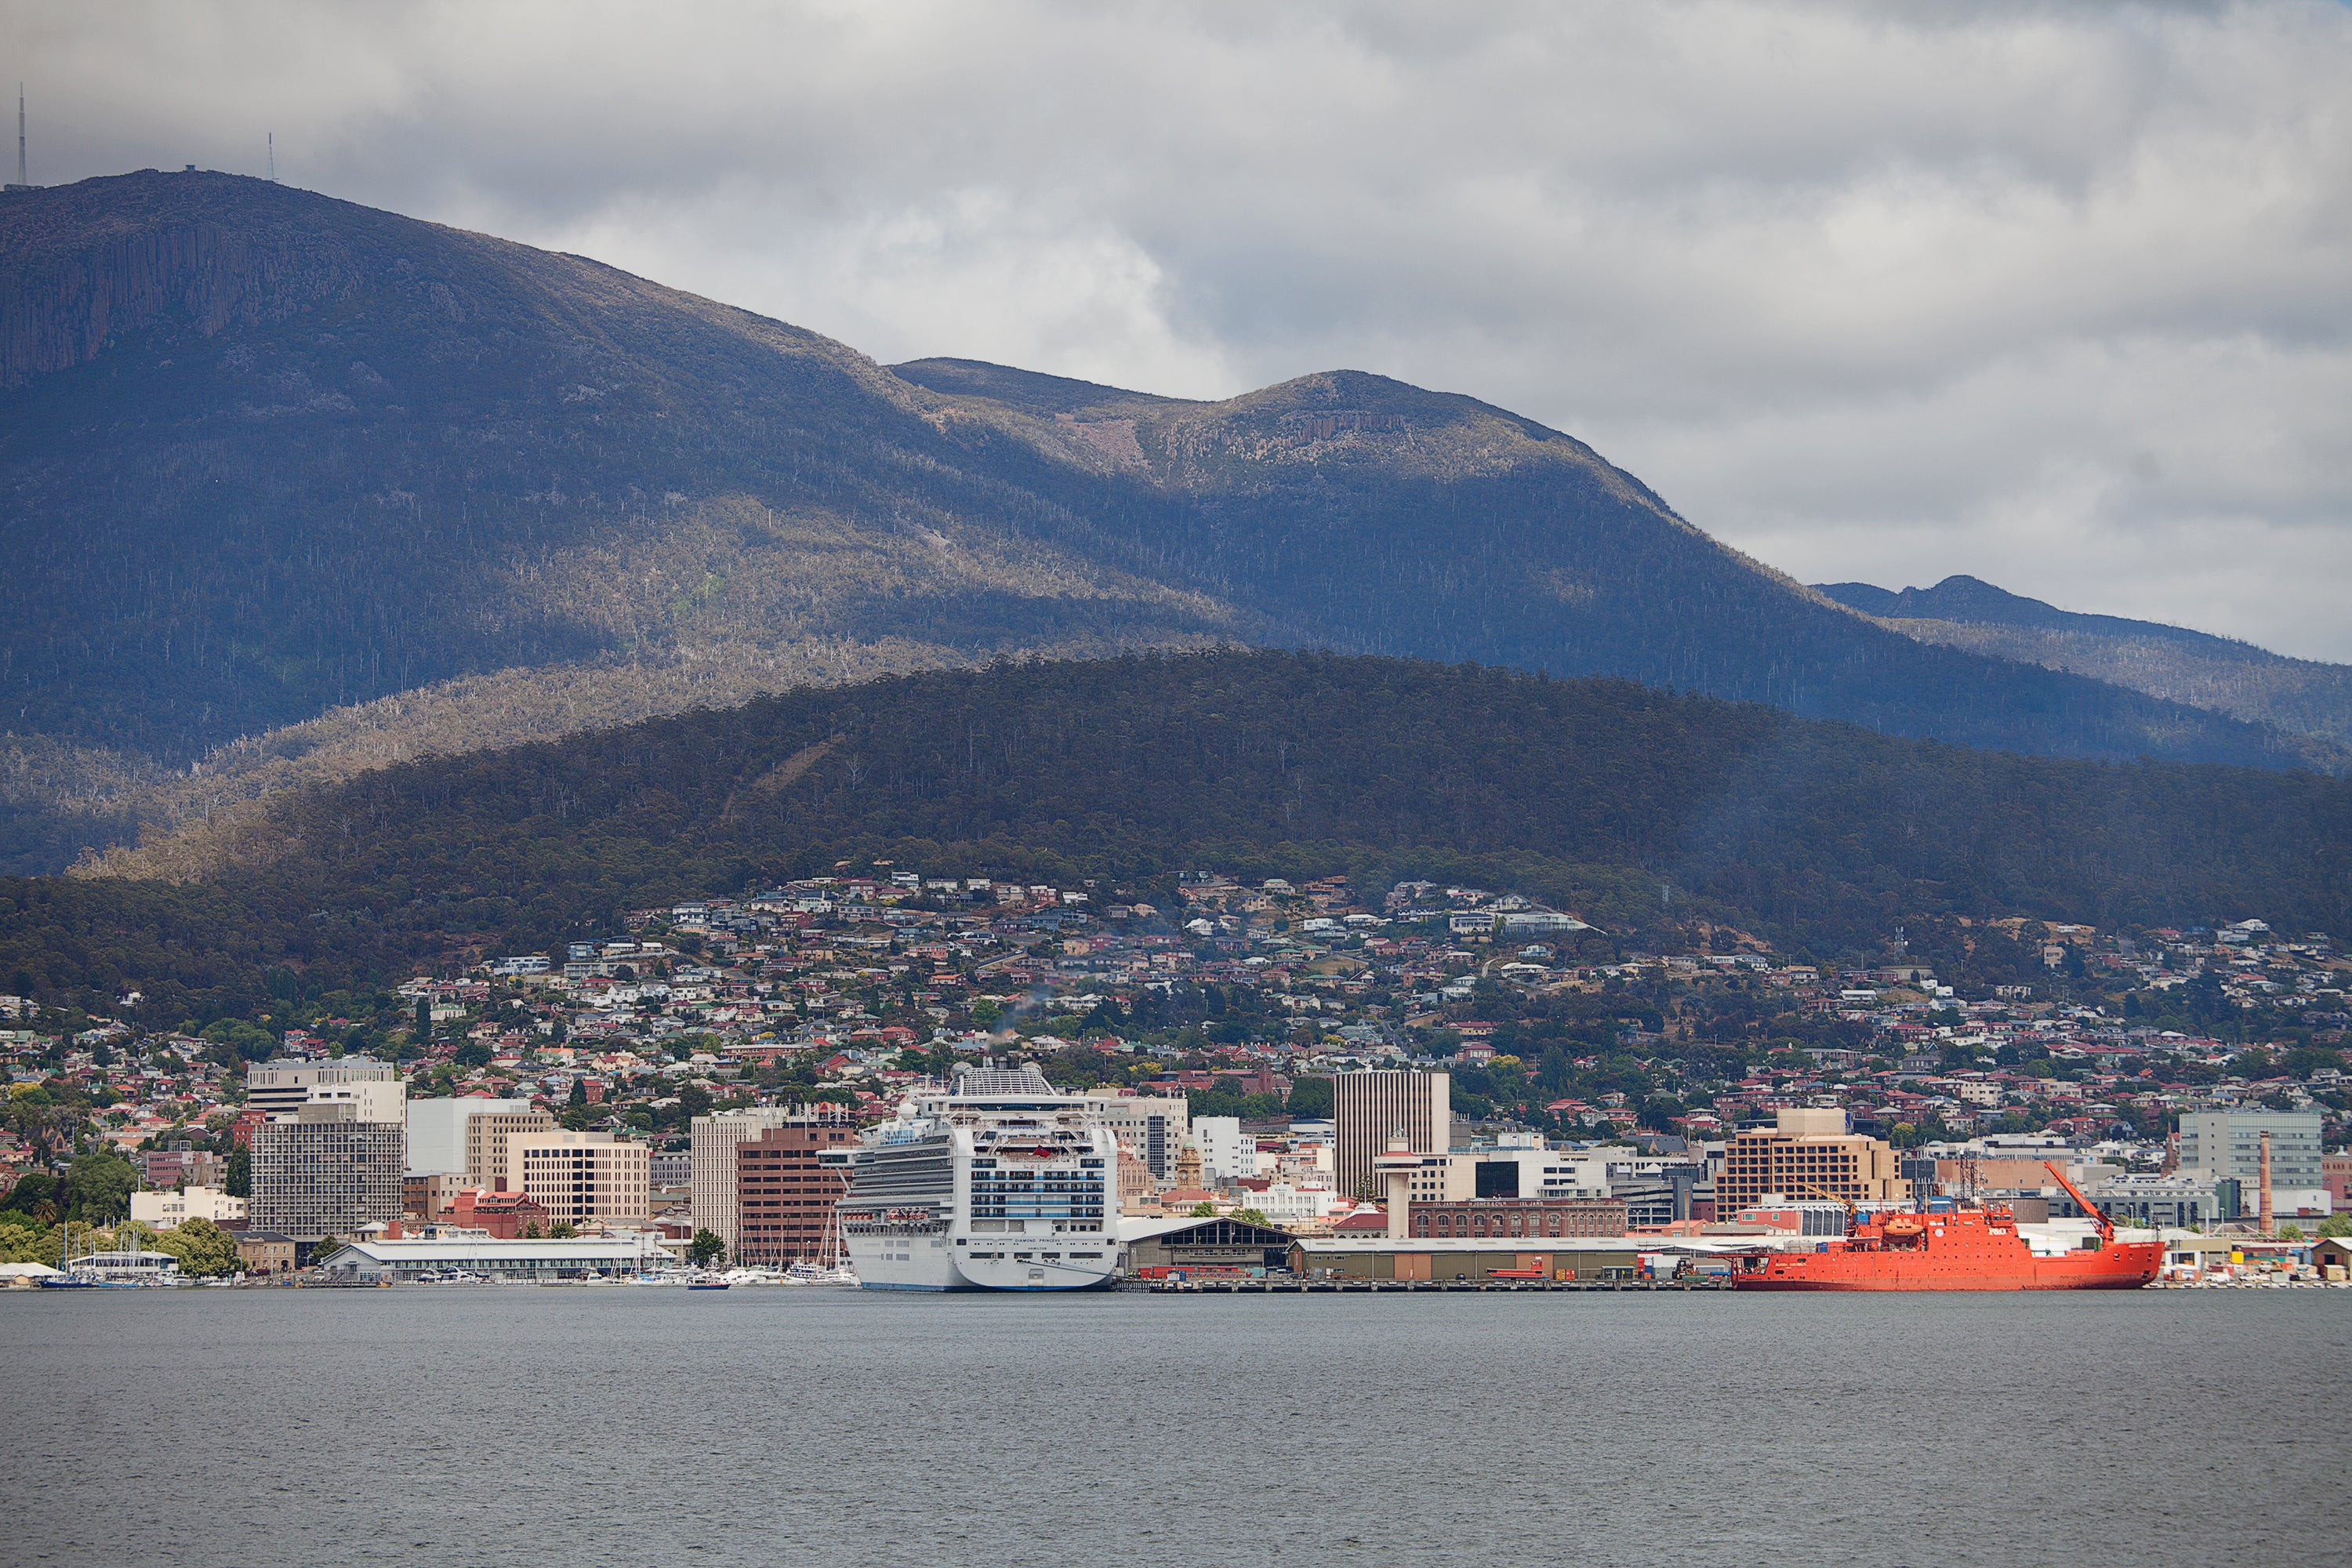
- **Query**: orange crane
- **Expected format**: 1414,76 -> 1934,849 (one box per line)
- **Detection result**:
2042,1160 -> 2114,1240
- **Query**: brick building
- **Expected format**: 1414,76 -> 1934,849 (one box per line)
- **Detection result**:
1408,1198 -> 1628,1240
735,1120 -> 856,1265
448,1188 -> 551,1240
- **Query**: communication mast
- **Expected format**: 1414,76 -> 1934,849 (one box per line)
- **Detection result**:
7,83 -> 30,192
268,130 -> 274,182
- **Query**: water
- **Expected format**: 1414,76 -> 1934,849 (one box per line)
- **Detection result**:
3,1287 -> 2346,1567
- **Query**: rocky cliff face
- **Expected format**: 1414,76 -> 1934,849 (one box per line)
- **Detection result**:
0,172 -> 387,384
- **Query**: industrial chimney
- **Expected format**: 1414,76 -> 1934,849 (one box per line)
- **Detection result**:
2258,1130 -> 2274,1240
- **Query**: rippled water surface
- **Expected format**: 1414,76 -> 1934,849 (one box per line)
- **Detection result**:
4,1286 -> 2347,1566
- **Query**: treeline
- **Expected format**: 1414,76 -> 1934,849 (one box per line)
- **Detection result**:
2,652 -> 2346,1022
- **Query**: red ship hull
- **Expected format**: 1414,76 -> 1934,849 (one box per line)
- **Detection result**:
1731,1209 -> 2160,1292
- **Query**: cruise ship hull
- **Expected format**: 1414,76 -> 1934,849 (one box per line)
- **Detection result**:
848,1237 -> 1120,1292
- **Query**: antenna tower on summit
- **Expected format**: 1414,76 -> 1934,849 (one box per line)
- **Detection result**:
268,130 -> 274,182
6,82 -> 40,191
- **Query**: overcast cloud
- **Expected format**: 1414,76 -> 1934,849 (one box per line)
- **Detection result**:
13,1 -> 2350,657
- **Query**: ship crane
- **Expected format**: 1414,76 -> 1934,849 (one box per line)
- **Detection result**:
1788,1181 -> 1857,1221
2041,1160 -> 2114,1241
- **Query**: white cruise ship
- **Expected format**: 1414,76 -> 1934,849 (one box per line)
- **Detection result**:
829,1062 -> 1120,1291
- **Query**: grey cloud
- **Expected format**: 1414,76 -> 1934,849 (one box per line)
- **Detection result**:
12,0 -> 2350,655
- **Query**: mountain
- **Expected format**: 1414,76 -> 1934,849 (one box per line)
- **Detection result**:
6,652 -> 2346,1020
1819,576 -> 2352,751
2,171 -> 2339,873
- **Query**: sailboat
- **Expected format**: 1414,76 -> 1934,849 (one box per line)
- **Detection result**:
785,1203 -> 861,1287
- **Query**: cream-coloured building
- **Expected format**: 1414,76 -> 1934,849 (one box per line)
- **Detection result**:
245,1058 -> 400,1117
465,1109 -> 557,1189
1716,1107 -> 1910,1214
506,1130 -> 650,1225
130,1185 -> 246,1228
691,1108 -> 805,1252
408,1096 -> 534,1175
303,1079 -> 408,1125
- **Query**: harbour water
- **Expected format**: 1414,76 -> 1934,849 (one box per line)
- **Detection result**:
4,1287 -> 2346,1566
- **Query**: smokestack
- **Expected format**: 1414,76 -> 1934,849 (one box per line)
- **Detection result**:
2258,1130 -> 2273,1239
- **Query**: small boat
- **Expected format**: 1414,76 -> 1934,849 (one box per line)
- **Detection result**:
686,1277 -> 730,1290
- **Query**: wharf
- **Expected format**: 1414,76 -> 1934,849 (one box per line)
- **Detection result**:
1129,1277 -> 1732,1294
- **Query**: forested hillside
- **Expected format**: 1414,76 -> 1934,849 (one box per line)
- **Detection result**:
5,654 -> 2344,1024
1820,576 -> 2352,751
0,172 -> 2333,873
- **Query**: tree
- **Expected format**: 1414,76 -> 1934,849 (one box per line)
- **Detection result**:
414,996 -> 431,1041
151,1217 -> 240,1277
1,1170 -> 61,1218
2317,1216 -> 2350,1239
688,1228 -> 725,1266
0,1214 -> 61,1266
65,1147 -> 136,1223
550,1221 -> 578,1239
1232,1208 -> 1272,1229
223,1143 -> 251,1199
521,1221 -> 543,1240
1539,1044 -> 1570,1096
1284,1076 -> 1334,1119
1189,1201 -> 1218,1218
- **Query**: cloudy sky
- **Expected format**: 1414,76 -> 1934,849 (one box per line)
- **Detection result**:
16,1 -> 2351,657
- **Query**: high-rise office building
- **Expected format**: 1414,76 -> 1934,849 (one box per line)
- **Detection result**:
2176,1111 -> 2328,1215
691,1108 -> 808,1252
506,1131 -> 651,1225
1334,1070 -> 1450,1200
735,1115 -> 857,1265
250,1102 -> 405,1244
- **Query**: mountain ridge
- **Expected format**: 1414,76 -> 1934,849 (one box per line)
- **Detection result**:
1820,575 -> 2352,751
1,171 -> 2339,875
